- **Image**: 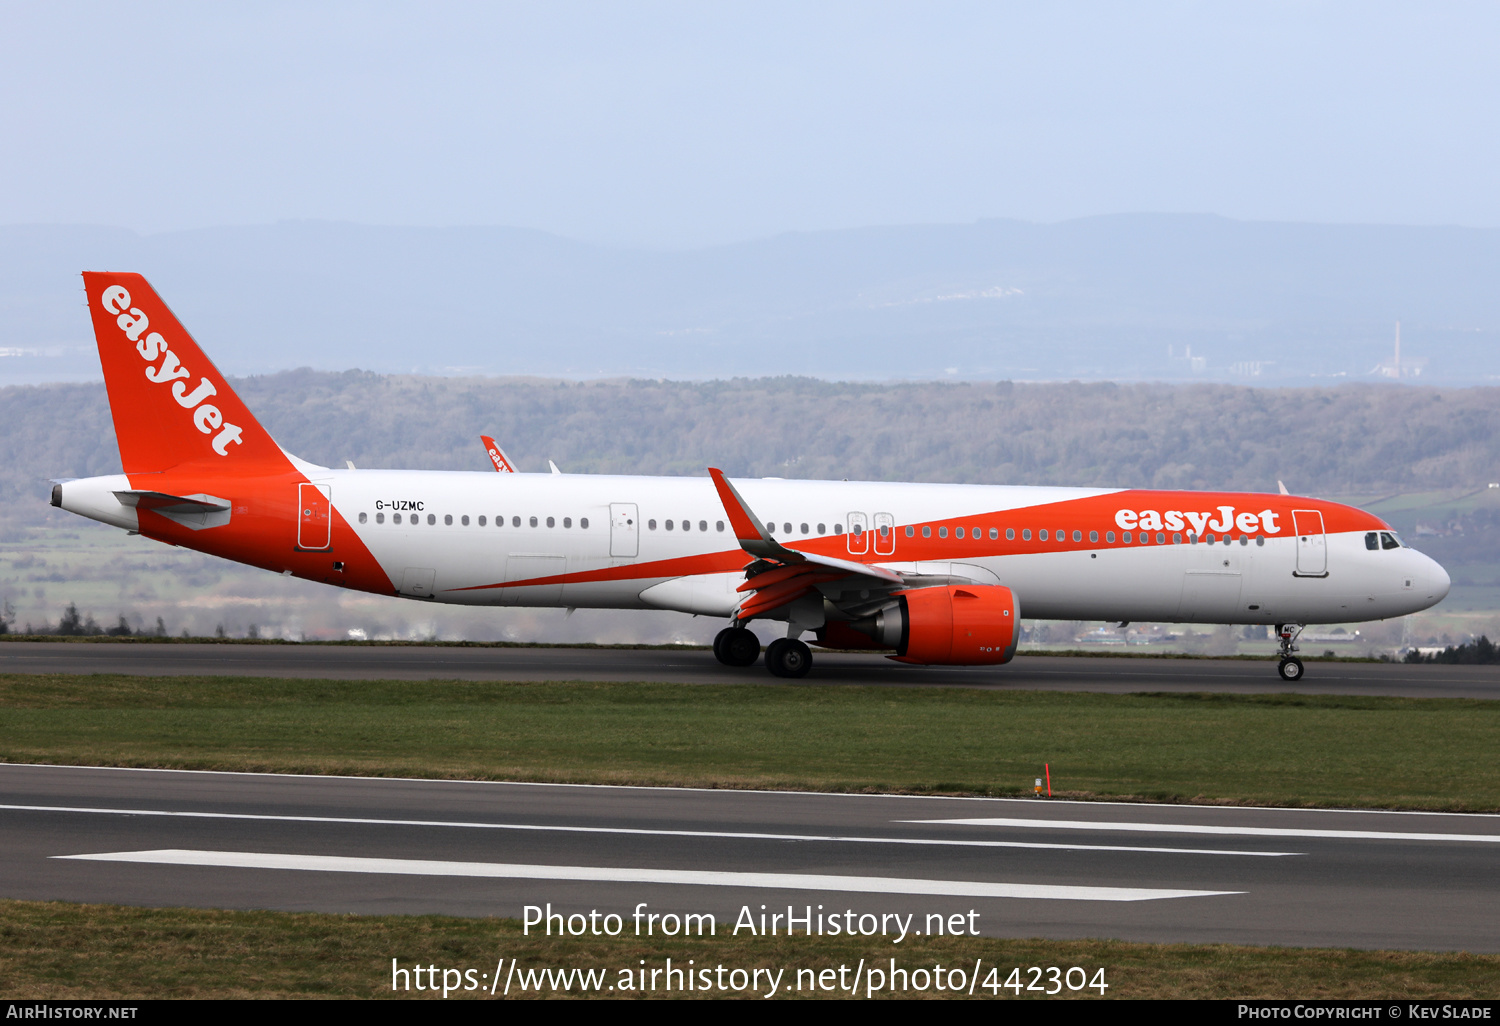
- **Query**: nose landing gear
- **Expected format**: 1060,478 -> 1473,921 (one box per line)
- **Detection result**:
1275,623 -> 1305,681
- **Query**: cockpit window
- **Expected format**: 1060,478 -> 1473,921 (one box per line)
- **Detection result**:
1381,532 -> 1401,550
1365,532 -> 1379,551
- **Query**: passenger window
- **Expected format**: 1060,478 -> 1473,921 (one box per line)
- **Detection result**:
1239,536 -> 1247,545
376,512 -> 385,524
1072,530 -> 1082,542
461,515 -> 470,526
1381,532 -> 1400,550
1205,534 -> 1215,544
990,528 -> 999,540
394,513 -> 402,525
784,523 -> 792,535
834,524 -> 843,535
358,512 -> 367,524
681,519 -> 690,532
922,526 -> 932,538
1156,532 -> 1165,544
1365,532 -> 1379,550
905,525 -> 915,537
1038,529 -> 1048,541
819,524 -> 827,535
1021,529 -> 1031,541
546,516 -> 555,528
529,516 -> 538,527
801,523 -> 809,534
564,517 -> 572,528
1105,531 -> 1114,543
1122,532 -> 1131,543
512,516 -> 521,527
648,519 -> 657,530
700,520 -> 708,532
938,527 -> 948,538
580,518 -> 589,529
716,521 -> 724,532
478,515 -> 486,526
427,514 -> 436,525
666,520 -> 675,531
444,514 -> 453,526
1006,528 -> 1014,540
1089,530 -> 1098,543
1173,533 -> 1182,544
955,527 -> 965,539
1255,536 -> 1263,546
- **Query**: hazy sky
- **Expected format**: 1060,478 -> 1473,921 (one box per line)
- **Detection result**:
4,2 -> 1498,247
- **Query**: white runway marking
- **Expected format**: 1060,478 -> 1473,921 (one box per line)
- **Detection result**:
54,849 -> 1240,901
906,817 -> 1500,843
0,804 -> 1297,857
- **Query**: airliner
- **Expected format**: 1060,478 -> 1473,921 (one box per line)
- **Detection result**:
52,273 -> 1451,681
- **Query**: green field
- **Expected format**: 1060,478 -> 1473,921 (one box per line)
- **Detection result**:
4,674 -> 1499,809
3,900 -> 1497,1000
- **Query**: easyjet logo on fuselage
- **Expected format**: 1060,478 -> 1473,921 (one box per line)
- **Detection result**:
100,286 -> 244,456
1114,505 -> 1281,536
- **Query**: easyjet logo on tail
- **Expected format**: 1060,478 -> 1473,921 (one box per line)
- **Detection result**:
1115,505 -> 1281,535
101,285 -> 244,456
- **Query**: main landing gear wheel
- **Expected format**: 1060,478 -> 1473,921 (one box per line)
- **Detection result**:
1277,657 -> 1305,682
766,638 -> 812,678
713,627 -> 761,667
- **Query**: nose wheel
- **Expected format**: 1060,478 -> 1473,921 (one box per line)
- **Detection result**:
1275,623 -> 1306,681
713,626 -> 761,667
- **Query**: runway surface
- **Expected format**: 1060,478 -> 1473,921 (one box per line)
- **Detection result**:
1,641 -> 1496,699
4,763 -> 1498,950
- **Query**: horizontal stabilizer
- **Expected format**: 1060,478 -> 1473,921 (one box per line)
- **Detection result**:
113,490 -> 231,515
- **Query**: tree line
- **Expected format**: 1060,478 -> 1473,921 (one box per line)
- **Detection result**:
4,372 -> 1498,532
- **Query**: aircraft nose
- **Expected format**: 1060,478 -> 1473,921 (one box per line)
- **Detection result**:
1424,555 -> 1451,605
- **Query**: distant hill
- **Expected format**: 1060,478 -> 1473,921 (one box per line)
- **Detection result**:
3,216 -> 1500,385
5,372 -> 1497,537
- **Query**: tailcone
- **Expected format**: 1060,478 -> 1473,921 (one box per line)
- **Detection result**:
52,475 -> 139,532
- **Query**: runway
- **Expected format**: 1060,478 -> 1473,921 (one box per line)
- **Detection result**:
4,763 -> 1499,951
0,641 -> 1495,698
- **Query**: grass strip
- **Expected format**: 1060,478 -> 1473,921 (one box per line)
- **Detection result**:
2,675 -> 1498,810
2,899 -> 1496,1000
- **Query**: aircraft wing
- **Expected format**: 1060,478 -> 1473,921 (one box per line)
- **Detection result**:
707,468 -> 901,583
708,467 -> 905,623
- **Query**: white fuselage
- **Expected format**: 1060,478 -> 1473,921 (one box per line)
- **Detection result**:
292,469 -> 1449,627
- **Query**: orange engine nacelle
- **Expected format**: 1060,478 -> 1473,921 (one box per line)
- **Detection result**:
836,585 -> 1020,665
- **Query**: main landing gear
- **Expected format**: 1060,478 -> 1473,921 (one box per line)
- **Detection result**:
713,626 -> 761,667
714,626 -> 812,678
1276,623 -> 1305,681
765,637 -> 813,679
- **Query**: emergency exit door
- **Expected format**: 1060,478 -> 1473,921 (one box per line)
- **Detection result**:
610,503 -> 638,558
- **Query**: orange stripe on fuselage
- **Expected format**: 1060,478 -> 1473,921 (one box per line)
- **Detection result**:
444,490 -> 1385,594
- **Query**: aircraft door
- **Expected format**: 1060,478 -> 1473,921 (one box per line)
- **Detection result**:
297,483 -> 331,550
610,503 -> 638,558
846,512 -> 869,555
1292,510 -> 1328,577
873,512 -> 896,556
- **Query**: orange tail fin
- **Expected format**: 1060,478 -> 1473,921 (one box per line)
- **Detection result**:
82,272 -> 285,475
